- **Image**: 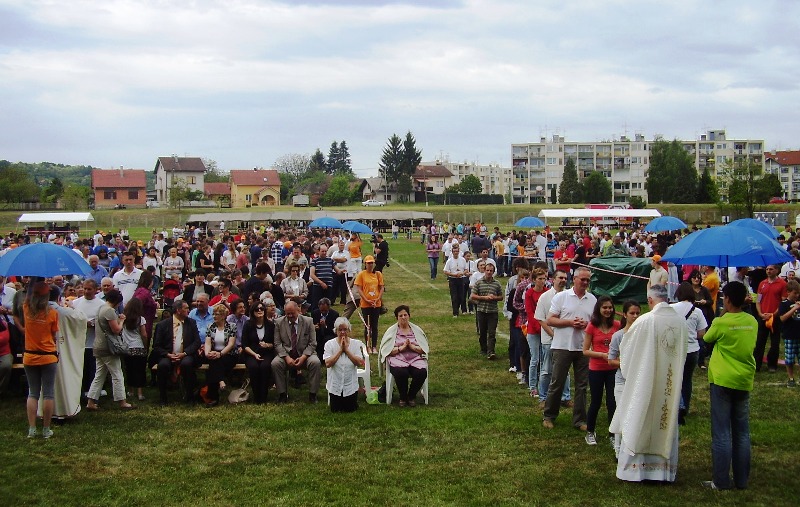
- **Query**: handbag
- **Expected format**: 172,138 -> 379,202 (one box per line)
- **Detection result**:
227,378 -> 250,404
107,332 -> 130,356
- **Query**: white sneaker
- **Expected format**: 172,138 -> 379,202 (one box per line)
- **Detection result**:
27,427 -> 38,439
584,432 -> 597,445
42,428 -> 54,439
508,367 -> 517,373
516,372 -> 523,380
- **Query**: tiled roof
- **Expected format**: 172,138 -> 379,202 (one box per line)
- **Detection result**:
204,182 -> 231,196
156,156 -> 206,173
414,165 -> 454,178
765,151 -> 800,166
230,169 -> 280,186
91,169 -> 146,189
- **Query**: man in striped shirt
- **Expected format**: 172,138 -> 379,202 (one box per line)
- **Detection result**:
310,245 -> 335,311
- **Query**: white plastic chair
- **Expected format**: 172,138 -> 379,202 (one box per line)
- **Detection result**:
385,358 -> 429,405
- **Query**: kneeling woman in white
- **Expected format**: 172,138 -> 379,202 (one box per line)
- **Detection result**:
324,317 -> 365,413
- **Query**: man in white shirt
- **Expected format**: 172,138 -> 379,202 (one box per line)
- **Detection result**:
534,270 -> 571,407
111,251 -> 142,305
443,244 -> 468,317
543,266 -> 596,431
534,231 -> 548,262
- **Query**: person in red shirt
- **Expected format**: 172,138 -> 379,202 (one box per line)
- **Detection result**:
582,295 -> 621,446
755,264 -> 788,372
524,268 -> 548,397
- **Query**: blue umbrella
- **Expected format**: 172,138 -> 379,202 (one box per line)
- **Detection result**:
514,216 -> 545,228
643,216 -> 687,233
661,226 -> 792,268
341,221 -> 373,234
308,217 -> 343,229
0,243 -> 93,277
728,218 -> 781,239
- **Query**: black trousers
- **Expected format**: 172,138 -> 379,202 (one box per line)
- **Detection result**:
82,348 -> 96,394
123,355 -> 147,389
754,318 -> 780,371
586,369 -> 616,434
206,354 -> 237,401
390,365 -> 427,402
329,392 -> 358,412
448,277 -> 466,316
333,272 -> 348,304
245,354 -> 273,404
362,307 -> 381,348
157,355 -> 198,403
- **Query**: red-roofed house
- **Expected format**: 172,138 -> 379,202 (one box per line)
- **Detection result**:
230,169 -> 281,207
154,156 -> 206,202
765,151 -> 800,200
204,182 -> 232,207
91,168 -> 147,209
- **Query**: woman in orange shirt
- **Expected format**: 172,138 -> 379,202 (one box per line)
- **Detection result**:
354,256 -> 385,354
347,233 -> 363,278
22,281 -> 59,439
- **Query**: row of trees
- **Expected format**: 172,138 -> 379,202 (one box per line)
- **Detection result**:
379,131 -> 422,203
273,140 -> 358,206
645,139 -> 782,217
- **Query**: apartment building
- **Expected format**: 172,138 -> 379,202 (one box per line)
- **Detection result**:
416,161 -> 513,199
511,129 -> 764,204
765,150 -> 800,201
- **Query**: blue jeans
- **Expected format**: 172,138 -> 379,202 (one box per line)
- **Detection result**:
428,257 -> 439,279
539,343 -> 570,402
526,333 -> 541,391
710,383 -> 751,489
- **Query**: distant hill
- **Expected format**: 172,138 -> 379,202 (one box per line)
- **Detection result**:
0,160 -> 156,190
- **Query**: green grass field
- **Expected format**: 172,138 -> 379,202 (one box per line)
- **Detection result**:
1,233 -> 799,506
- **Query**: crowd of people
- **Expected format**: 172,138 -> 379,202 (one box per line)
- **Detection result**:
4,217 -> 794,491
427,220 -> 798,490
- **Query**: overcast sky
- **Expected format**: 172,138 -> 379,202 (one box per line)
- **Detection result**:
2,0 -> 799,177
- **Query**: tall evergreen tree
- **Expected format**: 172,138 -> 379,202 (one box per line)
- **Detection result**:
398,131 -> 422,202
326,141 -> 340,175
337,141 -> 353,175
558,157 -> 582,204
379,134 -> 404,184
696,166 -> 719,203
310,149 -> 326,173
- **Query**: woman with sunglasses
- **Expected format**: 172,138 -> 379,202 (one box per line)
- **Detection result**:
242,301 -> 275,404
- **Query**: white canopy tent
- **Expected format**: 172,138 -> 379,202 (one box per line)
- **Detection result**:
537,208 -> 661,219
17,212 -> 95,236
18,212 -> 95,223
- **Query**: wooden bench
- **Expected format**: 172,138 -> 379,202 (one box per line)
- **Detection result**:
152,363 -> 247,371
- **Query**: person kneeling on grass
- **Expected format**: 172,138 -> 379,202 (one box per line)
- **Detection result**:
323,317 -> 365,413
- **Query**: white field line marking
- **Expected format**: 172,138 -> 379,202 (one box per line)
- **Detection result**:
389,257 -> 439,290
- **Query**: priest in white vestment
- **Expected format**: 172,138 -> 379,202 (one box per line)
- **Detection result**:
610,284 -> 687,482
39,295 -> 88,420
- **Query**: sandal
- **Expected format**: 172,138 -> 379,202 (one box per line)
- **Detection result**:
86,404 -> 100,411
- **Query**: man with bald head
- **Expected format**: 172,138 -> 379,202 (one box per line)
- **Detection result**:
271,301 -> 320,403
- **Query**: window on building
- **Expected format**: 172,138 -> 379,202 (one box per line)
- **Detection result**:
188,176 -> 197,184
546,157 -> 557,165
103,190 -> 116,200
128,190 -> 139,200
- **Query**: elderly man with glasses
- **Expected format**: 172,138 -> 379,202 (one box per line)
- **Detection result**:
543,266 -> 596,432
